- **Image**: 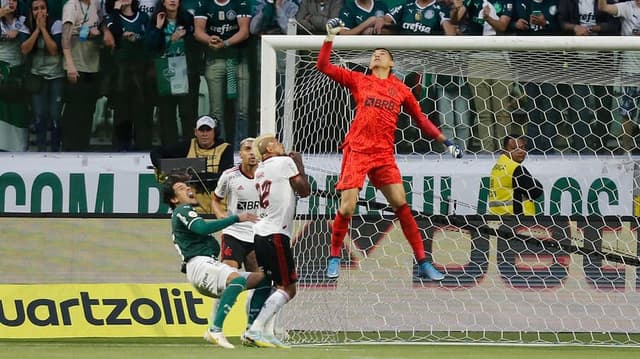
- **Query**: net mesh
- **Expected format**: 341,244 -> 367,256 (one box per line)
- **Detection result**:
266,43 -> 640,345
277,48 -> 640,156
282,215 -> 640,345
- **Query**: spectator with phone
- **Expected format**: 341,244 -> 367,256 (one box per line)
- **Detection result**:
510,0 -> 560,34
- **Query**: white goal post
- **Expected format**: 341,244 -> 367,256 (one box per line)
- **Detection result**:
260,35 -> 640,346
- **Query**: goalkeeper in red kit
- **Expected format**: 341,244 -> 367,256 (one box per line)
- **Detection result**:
317,19 -> 464,280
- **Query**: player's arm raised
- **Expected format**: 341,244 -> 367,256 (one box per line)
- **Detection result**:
288,152 -> 311,198
316,18 -> 356,88
316,41 -> 348,82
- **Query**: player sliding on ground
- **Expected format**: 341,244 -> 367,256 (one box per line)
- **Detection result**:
317,19 -> 464,281
162,174 -> 270,349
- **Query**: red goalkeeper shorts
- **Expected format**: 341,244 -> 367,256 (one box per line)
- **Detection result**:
335,147 -> 402,190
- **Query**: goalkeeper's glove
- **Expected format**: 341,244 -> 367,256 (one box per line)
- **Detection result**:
325,18 -> 345,41
444,139 -> 463,159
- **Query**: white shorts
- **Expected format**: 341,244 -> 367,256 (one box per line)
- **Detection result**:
186,256 -> 237,298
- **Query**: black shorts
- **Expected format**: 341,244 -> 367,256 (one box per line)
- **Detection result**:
254,233 -> 298,286
220,233 -> 255,267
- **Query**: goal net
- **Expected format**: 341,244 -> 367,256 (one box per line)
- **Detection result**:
260,35 -> 640,345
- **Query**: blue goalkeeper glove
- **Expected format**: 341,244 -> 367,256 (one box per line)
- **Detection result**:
444,139 -> 463,159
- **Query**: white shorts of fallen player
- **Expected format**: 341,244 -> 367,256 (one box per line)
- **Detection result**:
186,256 -> 238,298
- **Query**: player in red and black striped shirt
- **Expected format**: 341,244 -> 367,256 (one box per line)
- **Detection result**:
317,19 -> 464,280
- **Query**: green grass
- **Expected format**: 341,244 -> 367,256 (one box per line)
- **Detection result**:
1,338 -> 640,359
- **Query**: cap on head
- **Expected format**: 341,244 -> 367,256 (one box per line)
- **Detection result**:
196,115 -> 217,130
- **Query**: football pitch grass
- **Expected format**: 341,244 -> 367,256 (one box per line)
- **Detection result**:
2,338 -> 640,359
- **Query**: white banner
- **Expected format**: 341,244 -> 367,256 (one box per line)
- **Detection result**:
0,153 -> 159,213
0,153 -> 637,215
302,154 -> 637,216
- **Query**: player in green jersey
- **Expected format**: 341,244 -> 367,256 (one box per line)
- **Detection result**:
163,174 -> 269,349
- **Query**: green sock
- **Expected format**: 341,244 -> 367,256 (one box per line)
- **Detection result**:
247,276 -> 272,326
212,276 -> 247,329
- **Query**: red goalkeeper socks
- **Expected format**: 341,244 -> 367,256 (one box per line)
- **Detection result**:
330,211 -> 351,258
395,203 -> 427,263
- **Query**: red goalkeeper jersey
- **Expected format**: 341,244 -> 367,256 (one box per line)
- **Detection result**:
316,41 -> 442,154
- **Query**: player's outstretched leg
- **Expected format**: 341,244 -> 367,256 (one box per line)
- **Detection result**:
327,211 -> 351,278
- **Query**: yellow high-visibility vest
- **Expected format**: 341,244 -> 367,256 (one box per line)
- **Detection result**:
187,139 -> 229,214
489,154 -> 535,215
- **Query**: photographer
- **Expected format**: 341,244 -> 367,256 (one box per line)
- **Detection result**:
150,114 -> 233,214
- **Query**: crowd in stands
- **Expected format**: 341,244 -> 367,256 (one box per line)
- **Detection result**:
0,0 -> 638,154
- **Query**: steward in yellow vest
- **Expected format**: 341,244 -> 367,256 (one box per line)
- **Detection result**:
150,115 -> 234,214
489,135 -> 543,215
